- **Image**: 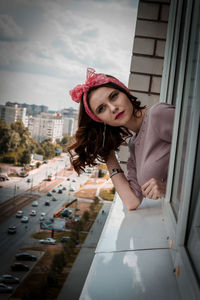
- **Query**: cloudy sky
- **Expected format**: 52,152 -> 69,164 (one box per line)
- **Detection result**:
0,0 -> 138,111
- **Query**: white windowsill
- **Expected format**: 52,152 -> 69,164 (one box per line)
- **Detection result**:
80,194 -> 181,300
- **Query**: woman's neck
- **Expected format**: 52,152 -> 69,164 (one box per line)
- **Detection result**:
126,108 -> 147,133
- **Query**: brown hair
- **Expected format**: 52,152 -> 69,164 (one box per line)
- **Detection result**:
68,81 -> 145,174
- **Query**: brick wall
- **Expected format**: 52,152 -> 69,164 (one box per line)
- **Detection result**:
128,0 -> 170,107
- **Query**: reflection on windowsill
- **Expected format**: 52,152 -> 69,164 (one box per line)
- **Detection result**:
96,193 -> 168,253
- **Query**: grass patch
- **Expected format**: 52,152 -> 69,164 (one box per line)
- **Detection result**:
99,188 -> 115,201
32,230 -> 87,244
32,230 -> 70,241
74,188 -> 97,199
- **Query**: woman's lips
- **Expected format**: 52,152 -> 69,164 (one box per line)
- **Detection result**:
115,111 -> 125,119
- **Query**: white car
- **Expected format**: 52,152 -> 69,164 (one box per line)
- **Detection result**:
16,210 -> 23,218
39,238 -> 56,245
8,225 -> 17,234
69,187 -> 76,192
29,210 -> 37,216
21,216 -> 29,223
40,212 -> 46,221
32,201 -> 38,207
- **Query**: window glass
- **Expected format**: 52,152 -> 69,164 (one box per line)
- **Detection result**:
171,1 -> 199,217
186,129 -> 200,281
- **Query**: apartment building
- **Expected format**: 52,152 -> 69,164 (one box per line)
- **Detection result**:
0,103 -> 27,125
28,113 -> 63,143
61,107 -> 78,136
6,101 -> 48,116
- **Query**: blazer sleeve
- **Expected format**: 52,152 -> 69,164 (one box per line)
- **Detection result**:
151,103 -> 175,143
127,150 -> 143,201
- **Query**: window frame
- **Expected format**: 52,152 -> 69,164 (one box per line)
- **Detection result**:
162,0 -> 200,298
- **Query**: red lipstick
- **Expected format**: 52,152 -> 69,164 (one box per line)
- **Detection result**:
115,111 -> 125,120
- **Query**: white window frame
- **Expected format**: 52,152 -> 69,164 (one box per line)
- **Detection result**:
161,0 -> 200,298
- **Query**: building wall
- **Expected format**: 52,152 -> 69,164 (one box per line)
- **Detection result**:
128,0 -> 170,107
28,113 -> 63,143
0,104 -> 27,125
120,0 -> 171,164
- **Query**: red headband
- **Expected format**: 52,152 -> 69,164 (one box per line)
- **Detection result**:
69,68 -> 130,122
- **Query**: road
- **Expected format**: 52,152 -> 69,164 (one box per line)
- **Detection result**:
0,159 -> 91,299
0,155 -> 70,204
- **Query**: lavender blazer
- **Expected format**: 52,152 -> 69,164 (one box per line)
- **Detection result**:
127,102 -> 175,200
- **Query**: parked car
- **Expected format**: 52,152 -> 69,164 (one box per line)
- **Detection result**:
61,236 -> 70,243
0,283 -> 13,293
16,253 -> 37,261
16,210 -> 23,218
69,187 -> 76,192
72,179 -> 76,182
61,209 -> 72,218
62,186 -> 66,190
39,238 -> 56,245
58,189 -> 63,194
45,200 -> 50,206
47,192 -> 52,196
52,189 -> 56,193
27,178 -> 31,183
21,216 -> 29,223
7,225 -> 17,234
0,174 -> 9,181
29,210 -> 37,216
66,178 -> 70,181
0,274 -> 20,284
19,172 -> 28,177
40,212 -> 46,221
52,197 -> 57,201
32,201 -> 38,207
11,263 -> 29,271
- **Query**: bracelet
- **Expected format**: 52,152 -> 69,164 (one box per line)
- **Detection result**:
110,168 -> 124,178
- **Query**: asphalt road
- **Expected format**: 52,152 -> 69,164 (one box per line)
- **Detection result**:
0,156 -> 69,204
0,164 -> 90,299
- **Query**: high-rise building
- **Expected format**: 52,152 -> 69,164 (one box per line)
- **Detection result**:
28,113 -> 63,143
0,104 -> 26,125
61,107 -> 78,136
6,101 -> 48,116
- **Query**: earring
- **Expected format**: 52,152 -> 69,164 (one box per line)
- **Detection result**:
102,122 -> 106,148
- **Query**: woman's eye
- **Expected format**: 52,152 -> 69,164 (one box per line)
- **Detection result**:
97,105 -> 105,114
111,91 -> 118,100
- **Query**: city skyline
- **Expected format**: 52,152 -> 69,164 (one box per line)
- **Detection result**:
0,0 -> 138,111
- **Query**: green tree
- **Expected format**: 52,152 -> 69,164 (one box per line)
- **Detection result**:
10,120 -> 32,149
40,138 -> 56,159
19,150 -> 31,165
51,251 -> 66,273
82,210 -> 90,222
0,121 -> 21,154
59,134 -> 74,152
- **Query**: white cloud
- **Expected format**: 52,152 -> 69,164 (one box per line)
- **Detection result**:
0,14 -> 23,39
0,0 -> 138,109
0,70 -> 77,110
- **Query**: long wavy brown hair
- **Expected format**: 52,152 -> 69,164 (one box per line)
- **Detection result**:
68,81 -> 145,174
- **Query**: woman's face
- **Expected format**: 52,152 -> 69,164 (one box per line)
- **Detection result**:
89,87 -> 134,127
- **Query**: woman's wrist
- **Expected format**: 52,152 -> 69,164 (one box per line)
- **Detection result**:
106,151 -> 120,171
110,168 -> 124,178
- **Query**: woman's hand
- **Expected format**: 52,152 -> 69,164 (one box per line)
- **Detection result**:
141,178 -> 166,200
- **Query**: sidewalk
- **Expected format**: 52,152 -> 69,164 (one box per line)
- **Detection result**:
57,202 -> 111,300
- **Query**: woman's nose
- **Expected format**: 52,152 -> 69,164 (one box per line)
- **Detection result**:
108,103 -> 118,113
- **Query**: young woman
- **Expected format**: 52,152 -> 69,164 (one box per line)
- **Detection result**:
68,68 -> 175,210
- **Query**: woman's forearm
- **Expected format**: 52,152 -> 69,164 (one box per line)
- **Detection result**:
106,151 -> 141,210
